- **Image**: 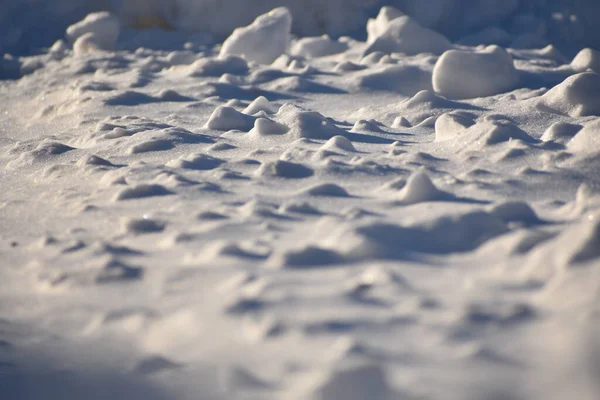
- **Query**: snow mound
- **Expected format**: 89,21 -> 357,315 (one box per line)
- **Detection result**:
567,119 -> 600,153
464,118 -> 537,146
326,211 -> 507,260
256,159 -> 313,179
290,35 -> 348,58
303,183 -> 350,197
322,136 -> 356,152
538,73 -> 600,117
186,55 -> 249,77
364,14 -> 452,56
394,170 -> 448,205
166,153 -> 225,170
243,96 -> 277,115
541,122 -> 582,143
219,7 -> 292,65
66,12 -> 120,50
275,104 -> 345,140
248,117 -> 289,136
205,106 -> 255,131
571,48 -> 600,73
434,111 -> 476,142
433,45 -> 519,99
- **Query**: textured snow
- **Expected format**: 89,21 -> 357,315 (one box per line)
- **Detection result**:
1,2 -> 600,400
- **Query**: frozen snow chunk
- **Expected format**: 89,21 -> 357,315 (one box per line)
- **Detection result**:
114,184 -> 173,201
219,7 -> 292,65
395,170 -> 448,205
275,104 -> 345,140
366,6 -> 405,43
205,106 -> 255,131
291,35 -> 348,58
433,45 -> 519,99
567,119 -> 600,153
541,122 -> 582,143
256,160 -> 313,179
243,96 -> 277,115
309,363 -> 395,400
571,48 -> 600,73
364,15 -> 452,56
322,136 -> 356,152
538,73 -> 600,117
187,55 -> 248,77
66,12 -> 120,50
434,111 -> 476,141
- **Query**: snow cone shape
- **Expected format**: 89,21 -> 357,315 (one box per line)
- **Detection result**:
395,170 -> 446,205
205,106 -> 255,131
433,45 -> 519,99
219,7 -> 292,65
66,12 -> 120,50
538,72 -> 600,117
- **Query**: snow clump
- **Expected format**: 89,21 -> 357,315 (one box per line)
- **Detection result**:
66,12 -> 120,51
433,45 -> 519,99
219,7 -> 292,65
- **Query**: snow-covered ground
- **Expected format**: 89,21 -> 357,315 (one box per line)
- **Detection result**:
1,1 -> 600,399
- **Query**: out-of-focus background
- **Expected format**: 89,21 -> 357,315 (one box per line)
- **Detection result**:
1,0 -> 598,56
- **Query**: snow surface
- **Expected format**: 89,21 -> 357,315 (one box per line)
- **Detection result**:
1,2 -> 600,400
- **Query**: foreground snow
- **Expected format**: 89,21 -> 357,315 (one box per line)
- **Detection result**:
1,4 -> 600,400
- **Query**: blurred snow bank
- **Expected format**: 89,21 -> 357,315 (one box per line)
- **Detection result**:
1,0 -> 599,56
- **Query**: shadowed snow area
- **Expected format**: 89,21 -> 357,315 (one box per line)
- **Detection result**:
1,1 -> 600,400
